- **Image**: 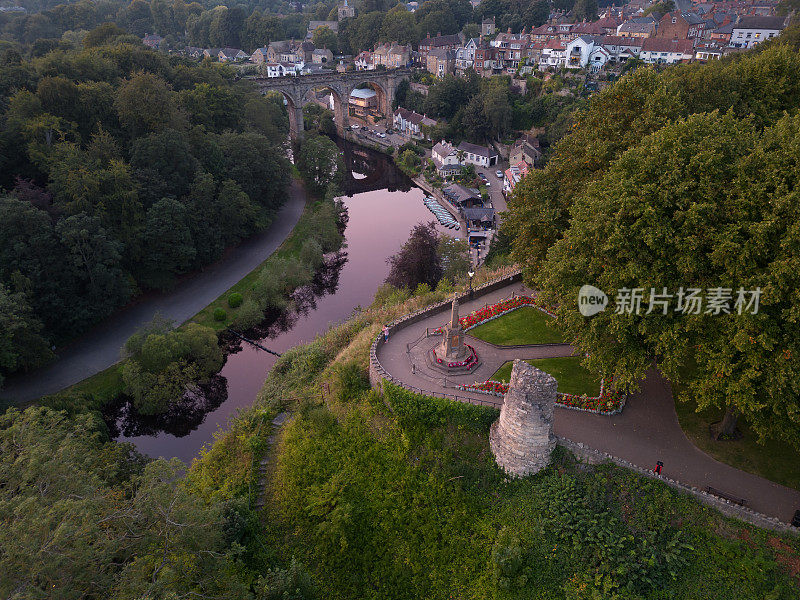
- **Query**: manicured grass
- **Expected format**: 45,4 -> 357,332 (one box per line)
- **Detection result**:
674,385 -> 800,491
467,306 -> 563,346
491,356 -> 601,396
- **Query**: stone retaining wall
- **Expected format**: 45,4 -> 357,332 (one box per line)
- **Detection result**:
557,437 -> 799,536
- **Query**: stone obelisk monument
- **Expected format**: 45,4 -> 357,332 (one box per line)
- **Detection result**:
490,359 -> 557,476
437,294 -> 467,360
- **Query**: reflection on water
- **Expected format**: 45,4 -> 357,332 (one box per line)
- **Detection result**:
114,140 -> 446,463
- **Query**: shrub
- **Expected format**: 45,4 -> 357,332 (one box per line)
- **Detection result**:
213,308 -> 227,321
331,361 -> 370,403
232,298 -> 264,330
227,292 -> 243,308
383,382 -> 498,431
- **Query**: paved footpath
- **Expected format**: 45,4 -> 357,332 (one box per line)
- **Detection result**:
378,282 -> 800,523
1,180 -> 307,404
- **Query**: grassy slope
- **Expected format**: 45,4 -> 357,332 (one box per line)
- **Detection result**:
468,306 -> 564,345
491,356 -> 601,396
187,267 -> 800,599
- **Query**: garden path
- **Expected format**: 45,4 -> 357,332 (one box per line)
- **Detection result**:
377,282 -> 800,523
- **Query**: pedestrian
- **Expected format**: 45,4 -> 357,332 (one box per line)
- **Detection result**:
383,325 -> 390,342
654,460 -> 663,476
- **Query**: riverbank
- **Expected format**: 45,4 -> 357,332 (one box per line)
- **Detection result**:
0,179 -> 309,405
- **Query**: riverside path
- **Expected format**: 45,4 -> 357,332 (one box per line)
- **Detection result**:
376,281 -> 800,523
1,179 -> 306,404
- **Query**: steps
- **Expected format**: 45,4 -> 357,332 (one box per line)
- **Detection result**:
254,413 -> 289,510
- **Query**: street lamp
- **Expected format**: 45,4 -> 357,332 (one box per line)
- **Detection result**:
468,270 -> 474,299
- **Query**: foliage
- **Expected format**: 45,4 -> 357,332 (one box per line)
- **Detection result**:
437,233 -> 470,284
228,292 -> 243,308
213,307 -> 227,321
508,41 -> 800,445
122,316 -> 223,414
386,222 -> 443,290
295,133 -> 344,197
0,405 -> 262,600
0,37 -> 290,360
383,382 -> 499,431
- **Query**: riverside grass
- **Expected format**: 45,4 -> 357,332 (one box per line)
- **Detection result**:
186,265 -> 800,600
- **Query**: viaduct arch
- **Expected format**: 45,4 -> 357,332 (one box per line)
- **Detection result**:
250,68 -> 411,140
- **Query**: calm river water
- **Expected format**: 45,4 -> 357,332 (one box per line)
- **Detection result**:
109,140 -> 448,463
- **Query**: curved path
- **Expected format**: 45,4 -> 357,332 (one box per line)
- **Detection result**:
1,180 -> 307,404
378,282 -> 800,523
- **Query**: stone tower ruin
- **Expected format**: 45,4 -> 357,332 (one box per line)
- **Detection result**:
490,360 -> 557,477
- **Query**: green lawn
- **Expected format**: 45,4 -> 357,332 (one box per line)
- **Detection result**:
491,356 -> 601,396
467,306 -> 564,346
674,384 -> 800,491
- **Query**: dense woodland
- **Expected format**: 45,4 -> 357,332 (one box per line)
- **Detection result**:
0,0 -> 597,53
0,29 -> 291,386
506,28 -> 800,446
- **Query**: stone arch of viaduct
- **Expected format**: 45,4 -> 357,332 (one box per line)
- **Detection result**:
250,68 -> 411,140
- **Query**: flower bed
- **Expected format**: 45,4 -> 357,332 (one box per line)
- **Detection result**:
433,295 -> 556,335
456,376 -> 626,415
432,344 -> 478,369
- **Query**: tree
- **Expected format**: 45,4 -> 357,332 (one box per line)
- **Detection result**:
114,71 -> 182,137
437,234 -> 470,284
131,129 -> 199,204
295,133 -> 343,197
379,6 -> 418,45
139,198 -> 196,289
572,0 -> 598,21
217,131 -> 290,212
0,406 -> 252,598
538,110 -> 800,446
55,213 -> 131,325
386,222 -> 443,290
312,25 -> 338,53
122,318 -> 223,414
0,284 -> 52,387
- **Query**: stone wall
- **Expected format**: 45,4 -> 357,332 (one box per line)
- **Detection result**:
490,360 -> 557,477
557,437 -> 799,536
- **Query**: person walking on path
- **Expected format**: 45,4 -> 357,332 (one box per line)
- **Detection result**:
383,326 -> 390,342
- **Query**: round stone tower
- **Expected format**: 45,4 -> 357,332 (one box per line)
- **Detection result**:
489,359 -> 557,477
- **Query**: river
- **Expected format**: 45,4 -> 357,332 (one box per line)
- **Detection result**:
107,139 -> 449,463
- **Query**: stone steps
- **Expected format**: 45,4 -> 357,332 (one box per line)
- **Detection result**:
254,412 -> 289,510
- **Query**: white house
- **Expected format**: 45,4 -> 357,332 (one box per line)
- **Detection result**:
639,38 -> 694,64
262,62 -> 285,77
431,140 -> 461,178
457,141 -> 498,168
565,36 -> 600,69
600,35 -> 642,62
588,46 -> 612,70
730,16 -> 786,49
503,161 -> 530,195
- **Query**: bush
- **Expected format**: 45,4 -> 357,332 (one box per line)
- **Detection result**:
227,293 -> 243,308
383,382 -> 499,431
331,361 -> 370,403
213,308 -> 227,321
232,298 -> 265,330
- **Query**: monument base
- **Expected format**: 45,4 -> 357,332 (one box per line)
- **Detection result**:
426,344 -> 481,374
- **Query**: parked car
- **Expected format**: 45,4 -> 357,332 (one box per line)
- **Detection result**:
377,132 -> 386,138
495,170 -> 503,178
350,124 -> 360,130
